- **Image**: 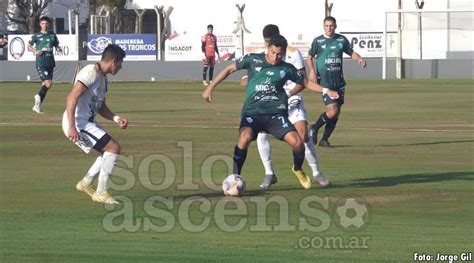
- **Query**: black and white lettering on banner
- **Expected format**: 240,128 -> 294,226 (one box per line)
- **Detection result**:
341,32 -> 397,58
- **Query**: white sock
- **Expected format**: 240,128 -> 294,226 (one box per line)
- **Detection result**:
304,142 -> 321,177
82,156 -> 103,185
96,152 -> 118,195
256,132 -> 275,175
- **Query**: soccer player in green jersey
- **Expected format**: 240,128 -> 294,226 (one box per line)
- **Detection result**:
28,16 -> 61,114
306,16 -> 367,147
203,35 -> 337,190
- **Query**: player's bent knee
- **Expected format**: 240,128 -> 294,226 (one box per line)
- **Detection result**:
44,80 -> 52,88
102,138 -> 121,154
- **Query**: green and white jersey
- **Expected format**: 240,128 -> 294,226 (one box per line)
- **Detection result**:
236,53 -> 303,116
30,31 -> 59,68
308,34 -> 353,90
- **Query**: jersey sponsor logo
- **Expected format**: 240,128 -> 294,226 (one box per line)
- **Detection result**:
255,85 -> 276,92
325,58 -> 342,64
317,39 -> 325,43
280,70 -> 286,79
266,71 -> 274,76
277,104 -> 286,109
321,44 -> 326,49
330,45 -> 336,49
245,117 -> 253,123
252,59 -> 263,63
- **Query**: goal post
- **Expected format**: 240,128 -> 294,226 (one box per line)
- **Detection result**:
383,9 -> 473,79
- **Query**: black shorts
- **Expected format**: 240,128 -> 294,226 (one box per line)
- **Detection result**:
239,114 -> 296,140
322,87 -> 345,105
36,66 -> 54,81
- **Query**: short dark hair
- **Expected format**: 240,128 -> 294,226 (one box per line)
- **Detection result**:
268,34 -> 287,50
101,44 -> 126,61
324,16 -> 336,24
39,16 -> 51,23
262,24 -> 279,39
207,24 -> 213,29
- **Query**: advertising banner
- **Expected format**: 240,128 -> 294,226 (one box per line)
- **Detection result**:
341,32 -> 398,58
8,34 -> 78,61
165,34 -> 236,61
87,34 -> 156,61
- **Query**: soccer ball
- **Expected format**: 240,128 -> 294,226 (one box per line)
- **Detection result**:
222,174 -> 246,196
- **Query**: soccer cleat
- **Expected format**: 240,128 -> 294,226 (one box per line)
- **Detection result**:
32,95 -> 43,114
313,172 -> 332,188
259,174 -> 278,189
292,166 -> 311,189
76,180 -> 95,198
319,140 -> 332,148
202,80 -> 209,86
92,192 -> 119,204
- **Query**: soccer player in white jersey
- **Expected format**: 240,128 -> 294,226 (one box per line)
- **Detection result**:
243,25 -> 332,189
62,44 -> 127,204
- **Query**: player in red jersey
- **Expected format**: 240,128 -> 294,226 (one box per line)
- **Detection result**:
201,24 -> 220,86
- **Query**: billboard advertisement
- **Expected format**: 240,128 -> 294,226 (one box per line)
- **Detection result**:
87,34 -> 156,61
165,34 -> 236,61
7,34 -> 78,61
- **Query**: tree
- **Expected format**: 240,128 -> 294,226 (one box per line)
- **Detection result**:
6,0 -> 50,33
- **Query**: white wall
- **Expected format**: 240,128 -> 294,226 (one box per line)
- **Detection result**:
126,0 -> 472,60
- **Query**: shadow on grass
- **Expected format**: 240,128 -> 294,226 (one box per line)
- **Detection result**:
171,186 -> 309,201
338,171 -> 474,188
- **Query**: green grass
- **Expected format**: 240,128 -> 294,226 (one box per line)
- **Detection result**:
1,79 -> 473,262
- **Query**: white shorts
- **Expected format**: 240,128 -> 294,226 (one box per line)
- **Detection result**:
287,98 -> 307,124
62,112 -> 108,154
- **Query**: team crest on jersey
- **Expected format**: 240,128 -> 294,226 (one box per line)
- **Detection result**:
246,117 -> 253,123
255,67 -> 262,72
280,70 -> 286,78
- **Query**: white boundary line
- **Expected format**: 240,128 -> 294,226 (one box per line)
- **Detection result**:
0,122 -> 473,133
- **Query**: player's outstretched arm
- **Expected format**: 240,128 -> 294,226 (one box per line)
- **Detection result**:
304,80 -> 339,99
99,101 -> 128,129
351,51 -> 367,68
66,82 -> 87,142
202,62 -> 238,102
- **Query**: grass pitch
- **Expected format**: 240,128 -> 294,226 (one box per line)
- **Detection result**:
0,79 -> 473,262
